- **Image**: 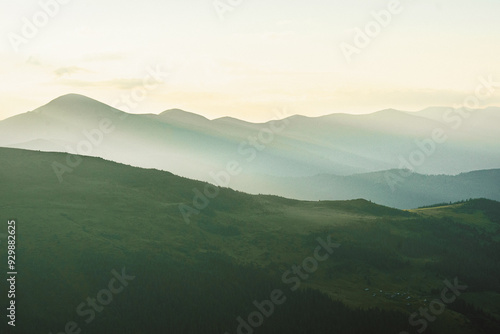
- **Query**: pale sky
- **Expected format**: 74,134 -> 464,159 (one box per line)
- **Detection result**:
1,0 -> 500,122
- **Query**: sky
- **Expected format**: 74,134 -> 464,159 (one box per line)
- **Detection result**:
1,0 -> 500,122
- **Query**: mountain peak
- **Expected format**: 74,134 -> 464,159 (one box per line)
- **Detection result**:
35,94 -> 123,118
48,93 -> 101,105
161,108 -> 191,115
371,108 -> 404,116
159,108 -> 209,122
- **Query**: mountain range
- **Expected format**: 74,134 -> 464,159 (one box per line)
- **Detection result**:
1,94 -> 499,208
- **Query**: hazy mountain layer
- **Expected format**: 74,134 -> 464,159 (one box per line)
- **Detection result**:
1,94 -> 499,208
1,94 -> 499,180
233,169 -> 500,209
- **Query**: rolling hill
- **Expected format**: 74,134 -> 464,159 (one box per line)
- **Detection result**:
0,147 -> 499,333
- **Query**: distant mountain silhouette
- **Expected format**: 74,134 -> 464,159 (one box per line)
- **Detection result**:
1,94 -> 499,206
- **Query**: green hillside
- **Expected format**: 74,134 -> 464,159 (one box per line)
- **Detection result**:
0,147 -> 499,333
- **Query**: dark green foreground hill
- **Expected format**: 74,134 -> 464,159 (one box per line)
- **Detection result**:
0,147 -> 499,334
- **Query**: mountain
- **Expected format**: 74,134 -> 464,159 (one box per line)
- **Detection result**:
0,147 -> 499,333
1,94 -> 499,203
233,168 -> 500,209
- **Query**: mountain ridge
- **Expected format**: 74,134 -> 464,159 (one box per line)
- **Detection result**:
9,93 -> 500,124
1,94 -> 499,206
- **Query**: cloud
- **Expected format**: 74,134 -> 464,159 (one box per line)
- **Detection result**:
25,56 -> 43,67
99,78 -> 145,89
82,52 -> 124,62
56,77 -> 145,90
54,66 -> 91,78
